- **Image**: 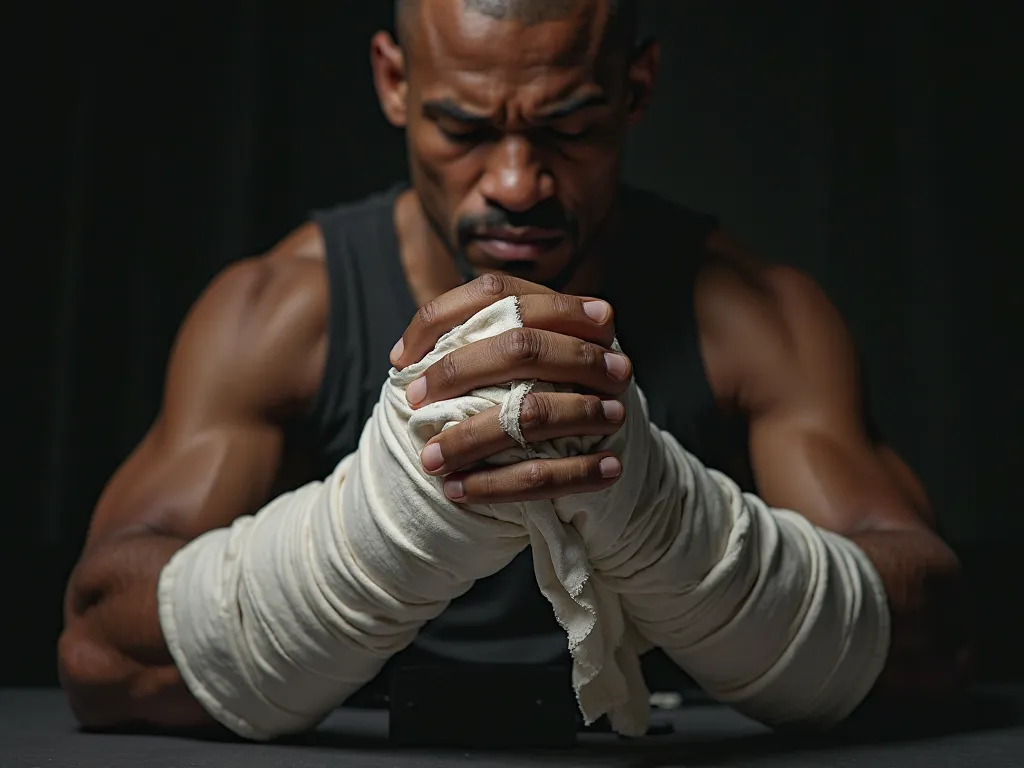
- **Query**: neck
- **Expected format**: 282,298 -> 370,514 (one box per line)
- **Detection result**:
566,199 -> 624,297
395,190 -> 625,307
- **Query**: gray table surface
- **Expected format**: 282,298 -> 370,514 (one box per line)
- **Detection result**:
3,687 -> 1023,767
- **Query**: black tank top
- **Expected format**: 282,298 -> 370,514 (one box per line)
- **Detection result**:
306,184 -> 749,688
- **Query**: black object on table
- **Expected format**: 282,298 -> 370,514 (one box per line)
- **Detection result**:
4,686 -> 1024,767
386,661 -> 677,747
389,663 -> 580,748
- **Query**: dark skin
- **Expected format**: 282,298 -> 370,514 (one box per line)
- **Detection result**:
59,0 -> 971,734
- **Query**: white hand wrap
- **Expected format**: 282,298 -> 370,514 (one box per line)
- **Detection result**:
158,296 -> 889,741
602,431 -> 892,728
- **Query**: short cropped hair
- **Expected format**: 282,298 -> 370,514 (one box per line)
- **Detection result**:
395,0 -> 638,51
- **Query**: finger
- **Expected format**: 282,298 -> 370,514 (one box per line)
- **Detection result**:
406,328 -> 633,407
442,452 -> 623,504
515,294 -> 616,348
420,393 -> 626,475
392,274 -> 552,369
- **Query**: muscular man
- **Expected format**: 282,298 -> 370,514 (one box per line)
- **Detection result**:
59,0 -> 971,736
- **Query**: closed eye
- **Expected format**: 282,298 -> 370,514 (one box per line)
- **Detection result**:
438,125 -> 496,144
544,126 -> 594,142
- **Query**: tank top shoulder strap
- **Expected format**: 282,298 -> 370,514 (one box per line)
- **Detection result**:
305,184 -> 415,474
605,186 -> 747,480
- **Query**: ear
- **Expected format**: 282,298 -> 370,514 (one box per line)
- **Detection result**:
626,39 -> 660,124
371,31 -> 408,128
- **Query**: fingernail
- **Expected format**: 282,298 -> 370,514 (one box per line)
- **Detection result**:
604,353 -> 629,380
407,377 -> 427,405
599,457 -> 622,478
421,442 -> 444,472
390,338 -> 404,363
444,479 -> 465,500
601,400 -> 625,422
582,300 -> 610,323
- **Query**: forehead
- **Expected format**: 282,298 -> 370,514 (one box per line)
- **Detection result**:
409,0 -> 617,106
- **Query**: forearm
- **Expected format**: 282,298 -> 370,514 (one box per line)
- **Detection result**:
60,530 -> 215,730
606,431 -> 891,729
157,462 -> 422,740
158,434 -> 523,741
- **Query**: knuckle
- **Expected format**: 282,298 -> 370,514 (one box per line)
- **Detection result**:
521,462 -> 550,491
462,413 -> 490,451
580,395 -> 604,421
451,417 -> 475,451
518,394 -> 548,431
576,339 -> 599,368
550,292 -> 577,319
504,328 -> 541,363
563,458 -> 592,487
576,458 -> 598,484
481,469 -> 509,498
473,471 -> 495,499
416,299 -> 440,329
435,352 -> 459,388
475,272 -> 507,298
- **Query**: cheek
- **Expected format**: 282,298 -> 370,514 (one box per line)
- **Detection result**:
552,143 -> 624,211
575,147 -> 622,185
550,120 -> 626,184
579,128 -> 627,176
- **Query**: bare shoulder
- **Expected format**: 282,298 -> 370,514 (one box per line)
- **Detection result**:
208,221 -> 327,328
694,230 -> 859,413
81,222 -> 331,545
167,222 -> 330,421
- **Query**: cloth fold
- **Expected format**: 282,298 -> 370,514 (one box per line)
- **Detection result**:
389,295 -> 653,735
159,294 -> 889,741
386,294 -> 889,732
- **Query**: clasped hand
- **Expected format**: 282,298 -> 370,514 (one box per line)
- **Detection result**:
391,274 -> 632,505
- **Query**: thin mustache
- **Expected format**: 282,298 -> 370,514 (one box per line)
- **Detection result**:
459,210 -> 570,240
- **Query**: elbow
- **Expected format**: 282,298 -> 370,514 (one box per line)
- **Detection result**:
58,622 -> 136,730
869,578 -> 975,709
845,645 -> 975,735
874,644 -> 975,705
59,601 -> 218,734
58,560 -> 135,730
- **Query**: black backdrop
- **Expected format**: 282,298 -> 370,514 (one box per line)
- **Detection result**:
11,2 -> 1023,685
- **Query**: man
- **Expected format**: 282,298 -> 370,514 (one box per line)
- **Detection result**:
59,0 -> 971,736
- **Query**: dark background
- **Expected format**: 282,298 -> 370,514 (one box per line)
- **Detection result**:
10,2 -> 1022,685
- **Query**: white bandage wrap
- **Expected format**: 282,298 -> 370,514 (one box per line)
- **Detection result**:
602,432 -> 892,728
158,296 -> 890,741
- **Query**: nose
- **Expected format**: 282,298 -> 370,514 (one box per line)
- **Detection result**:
478,135 -> 554,213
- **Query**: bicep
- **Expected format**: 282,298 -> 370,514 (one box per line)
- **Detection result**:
748,409 -> 929,534
85,419 -> 285,548
85,257 -> 325,548
875,445 -> 936,527
736,267 -> 934,534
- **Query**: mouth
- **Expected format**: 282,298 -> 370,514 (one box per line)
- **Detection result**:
472,228 -> 567,261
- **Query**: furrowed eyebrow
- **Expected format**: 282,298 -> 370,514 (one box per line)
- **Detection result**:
422,92 -> 609,124
537,92 -> 609,119
422,98 -> 490,124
